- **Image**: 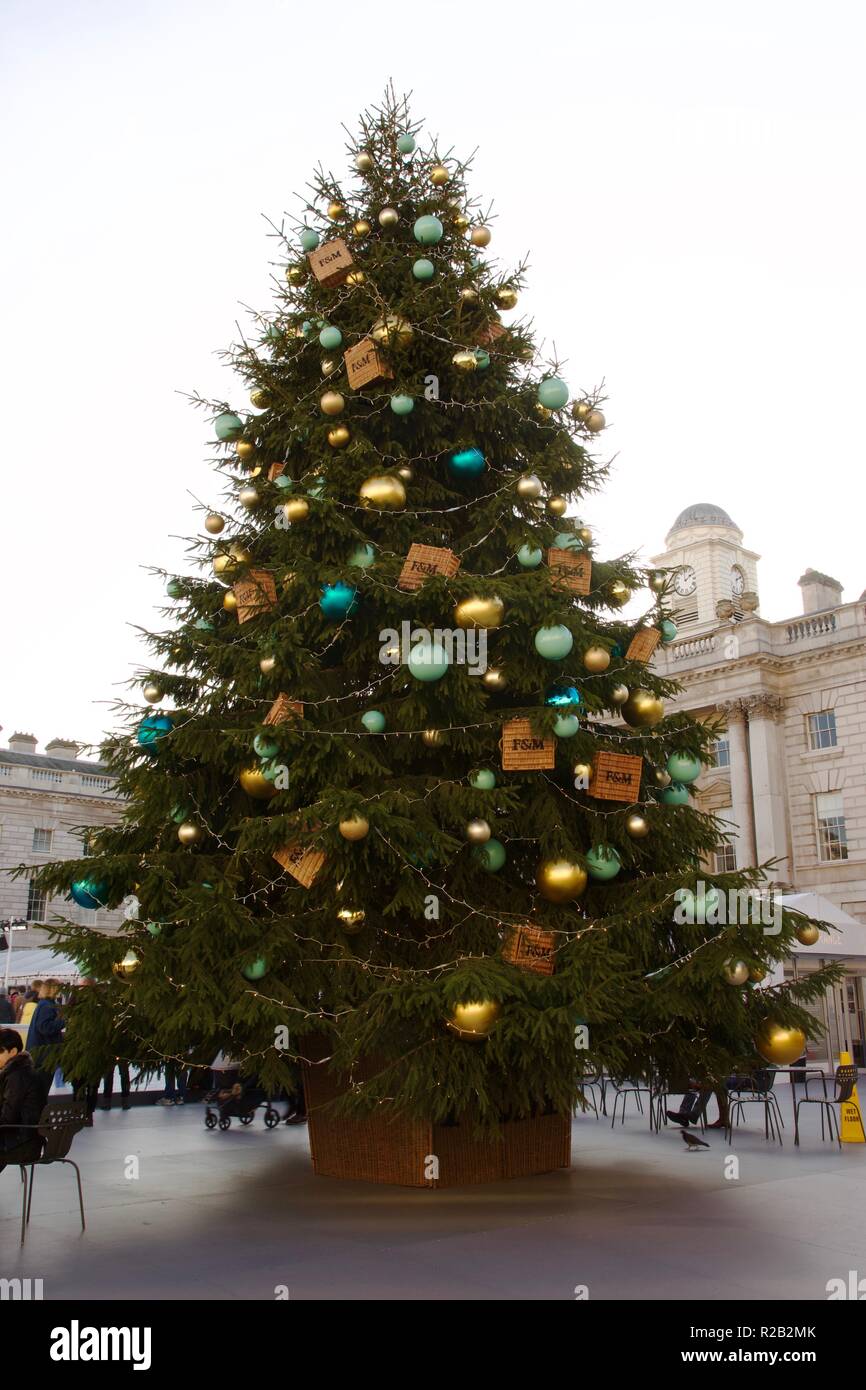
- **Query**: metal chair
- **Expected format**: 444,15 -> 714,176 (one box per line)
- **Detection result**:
575,1071 -> 603,1119
609,1078 -> 651,1127
795,1064 -> 866,1148
727,1069 -> 784,1146
1,1101 -> 88,1244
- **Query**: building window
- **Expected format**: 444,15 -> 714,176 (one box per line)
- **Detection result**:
26,878 -> 48,923
808,711 -> 837,750
713,807 -> 737,871
32,828 -> 53,853
815,793 -> 848,862
711,737 -> 731,769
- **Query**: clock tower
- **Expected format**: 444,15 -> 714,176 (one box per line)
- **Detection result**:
650,502 -> 760,634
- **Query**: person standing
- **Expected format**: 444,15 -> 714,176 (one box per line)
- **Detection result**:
17,982 -> 43,1029
157,1060 -> 188,1106
0,1028 -> 49,1172
100,1059 -> 132,1110
25,981 -> 64,1053
0,991 -> 15,1024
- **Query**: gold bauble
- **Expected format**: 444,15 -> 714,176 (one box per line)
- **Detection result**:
626,814 -> 650,839
621,690 -> 665,728
142,682 -> 163,704
321,357 -> 338,376
239,486 -> 261,510
235,440 -> 256,461
653,767 -> 672,788
213,553 -> 234,578
610,684 -> 630,706
112,950 -> 140,984
223,591 -> 238,613
466,818 -> 491,844
577,527 -> 593,545
795,921 -> 820,946
355,151 -> 374,173
337,906 -> 366,933
285,264 -> 306,285
516,473 -> 543,500
359,474 -> 406,510
537,859 -> 588,903
353,218 -> 372,237
204,512 -> 225,535
371,314 -> 413,347
446,999 -> 501,1041
239,767 -> 277,800
430,163 -> 449,187
648,570 -> 668,593
586,409 -> 606,433
459,287 -> 480,305
282,497 -> 310,523
259,656 -> 277,675
723,959 -> 750,987
547,495 -> 568,516
470,226 -> 492,247
378,207 -> 399,229
453,212 -> 470,231
583,646 -> 611,673
494,285 -> 518,310
249,466 -> 262,478
250,388 -> 270,408
749,964 -> 768,982
454,595 -> 505,629
571,400 -> 592,422
573,761 -> 593,784
609,580 -> 631,605
755,1023 -> 807,1067
320,390 -> 345,416
481,667 -> 507,692
345,270 -> 365,287
421,728 -> 443,747
177,821 -> 203,846
397,465 -> 413,482
327,200 -> 344,220
338,814 -> 369,841
451,349 -> 478,372
536,403 -> 552,420
327,425 -> 351,448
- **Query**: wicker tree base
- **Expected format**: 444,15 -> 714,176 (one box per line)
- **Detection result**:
301,1053 -> 572,1188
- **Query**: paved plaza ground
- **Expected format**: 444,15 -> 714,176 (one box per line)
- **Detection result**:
3,1086 -> 864,1301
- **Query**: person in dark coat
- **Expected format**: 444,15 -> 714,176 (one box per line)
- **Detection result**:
0,991 -> 15,1024
0,1029 -> 49,1171
26,981 -> 65,1052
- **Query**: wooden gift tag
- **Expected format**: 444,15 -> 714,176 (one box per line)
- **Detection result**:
273,842 -> 325,888
590,750 -> 643,802
502,923 -> 557,976
476,320 -> 507,346
263,694 -> 304,726
626,628 -> 662,663
501,718 -> 556,771
547,548 -> 592,596
343,338 -> 394,390
233,570 -> 277,623
307,238 -> 354,287
398,543 -> 461,591
267,461 -> 286,482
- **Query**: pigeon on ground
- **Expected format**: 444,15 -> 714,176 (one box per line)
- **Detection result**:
681,1129 -> 710,1150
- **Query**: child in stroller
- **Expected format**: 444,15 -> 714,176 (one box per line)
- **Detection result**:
203,1052 -> 282,1131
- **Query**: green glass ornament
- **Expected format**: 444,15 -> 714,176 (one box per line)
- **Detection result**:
474,349 -> 490,369
242,958 -> 268,981
413,258 -> 435,280
319,325 -> 342,350
473,837 -> 506,872
553,531 -> 584,551
214,412 -> 244,441
553,714 -> 580,738
469,768 -> 496,790
397,132 -> 416,154
361,710 -> 386,733
348,543 -> 376,568
413,215 -> 444,245
586,845 -> 622,881
253,734 -> 280,759
517,544 -> 543,568
660,618 -> 678,642
166,580 -> 183,598
299,228 -> 319,252
408,641 -> 449,682
390,394 -> 414,415
666,751 -> 702,784
660,782 -> 691,806
534,625 -> 574,661
537,377 -> 569,410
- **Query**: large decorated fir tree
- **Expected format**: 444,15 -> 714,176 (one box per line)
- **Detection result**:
34,91 -> 834,1155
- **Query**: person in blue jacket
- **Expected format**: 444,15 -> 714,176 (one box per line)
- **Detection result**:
26,980 -> 65,1055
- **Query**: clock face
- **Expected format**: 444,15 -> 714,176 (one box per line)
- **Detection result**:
674,565 -> 697,597
731,565 -> 745,596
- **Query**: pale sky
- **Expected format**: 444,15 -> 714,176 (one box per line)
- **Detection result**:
1,0 -> 863,752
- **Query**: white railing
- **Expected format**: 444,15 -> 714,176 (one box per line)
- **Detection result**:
785,614 -> 837,642
670,635 -> 718,660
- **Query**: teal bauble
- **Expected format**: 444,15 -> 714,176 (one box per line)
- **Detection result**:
194,618 -> 214,632
660,782 -> 691,806
473,837 -> 506,872
348,542 -> 376,568
553,714 -> 580,738
145,922 -> 162,938
534,625 -> 574,661
319,325 -> 342,350
449,447 -> 485,476
70,878 -> 108,910
302,320 -> 314,338
397,132 -> 416,154
660,618 -> 678,642
261,758 -> 284,783
408,640 -> 450,682
137,714 -> 173,753
666,751 -> 703,784
274,474 -> 292,490
319,582 -> 358,621
474,348 -> 490,370
413,215 -> 444,245
242,958 -> 268,982
413,258 -> 435,280
553,531 -> 584,551
361,709 -> 386,733
545,679 -> 580,707
265,322 -> 282,343
299,228 -> 319,252
390,394 -> 415,415
470,768 -> 496,790
166,579 -> 183,598
253,734 -> 280,759
537,377 -> 569,410
214,411 -> 244,441
586,845 -> 622,881
517,543 -> 543,568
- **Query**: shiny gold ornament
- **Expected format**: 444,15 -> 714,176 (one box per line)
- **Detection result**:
586,409 -> 606,433
239,766 -> 277,800
573,761 -> 593,784
177,821 -> 203,846
536,403 -> 552,420
250,388 -> 270,408
321,357 -> 338,376
346,271 -> 366,289
446,999 -> 501,1041
112,949 -> 140,984
259,655 -> 277,675
755,1023 -> 806,1067
653,767 -> 672,788
459,286 -> 480,305
397,465 -> 413,482
204,512 -> 225,535
451,349 -> 478,372
723,959 -> 750,986
749,964 -> 768,983
648,570 -> 668,593
142,682 -> 163,704
610,684 -> 630,706
355,151 -> 374,174
223,591 -> 238,613
353,218 -> 372,237
327,200 -> 344,220
285,264 -> 306,285
239,486 -> 261,510
359,474 -> 406,510
466,818 -> 491,844
421,728 -> 443,747
371,314 -> 413,347
338,814 -> 369,841
795,921 -> 820,946
583,646 -> 611,673
250,466 -> 262,478
235,440 -> 256,462
494,285 -> 518,310
327,425 -> 351,448
537,858 -> 588,903
609,580 -> 631,605
572,400 -> 592,422
482,667 -> 507,692
430,163 -> 449,187
282,497 -> 310,524
547,495 -> 568,516
378,207 -> 399,229
577,527 -> 592,545
622,689 -> 665,728
453,212 -> 470,231
320,390 -> 345,416
337,906 -> 366,933
470,226 -> 492,247
213,553 -> 234,578
516,473 -> 543,500
454,595 -> 504,629
626,813 -> 650,839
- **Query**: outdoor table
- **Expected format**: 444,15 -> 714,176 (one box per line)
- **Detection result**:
771,1067 -> 830,1128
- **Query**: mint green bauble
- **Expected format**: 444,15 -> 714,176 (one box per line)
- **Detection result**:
361,709 -> 386,733
586,845 -> 622,881
306,476 -> 326,498
319,325 -> 342,350
517,543 -> 543,568
390,394 -> 414,415
534,625 -> 574,660
408,640 -> 450,682
666,751 -> 703,784
553,531 -> 584,551
145,922 -> 162,938
253,734 -> 280,759
274,474 -> 292,490
166,580 -> 183,598
242,958 -> 268,981
474,348 -> 490,370
214,411 -> 244,441
413,215 -> 444,245
660,619 -> 678,642
299,228 -> 319,252
660,781 -> 691,806
473,837 -> 506,872
537,377 -> 569,410
553,714 -> 580,738
261,757 -> 284,783
348,542 -> 376,568
413,258 -> 435,280
470,768 -> 497,790
397,132 -> 416,154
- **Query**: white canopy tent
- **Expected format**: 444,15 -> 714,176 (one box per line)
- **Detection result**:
777,892 -> 866,959
2,946 -> 82,988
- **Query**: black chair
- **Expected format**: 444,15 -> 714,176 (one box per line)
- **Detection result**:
795,1064 -> 866,1148
609,1078 -> 651,1127
1,1101 -> 88,1244
727,1069 -> 784,1146
575,1071 -> 603,1119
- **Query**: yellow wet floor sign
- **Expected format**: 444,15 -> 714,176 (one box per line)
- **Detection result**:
839,1052 -> 865,1143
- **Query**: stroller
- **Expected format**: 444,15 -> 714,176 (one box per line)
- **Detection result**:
203,1059 -> 282,1132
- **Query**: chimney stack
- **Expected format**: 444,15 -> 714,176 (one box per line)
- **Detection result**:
8,732 -> 38,754
45,738 -> 82,760
798,568 -> 843,615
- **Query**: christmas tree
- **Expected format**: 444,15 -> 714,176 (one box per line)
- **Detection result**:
34,89 -> 835,1150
